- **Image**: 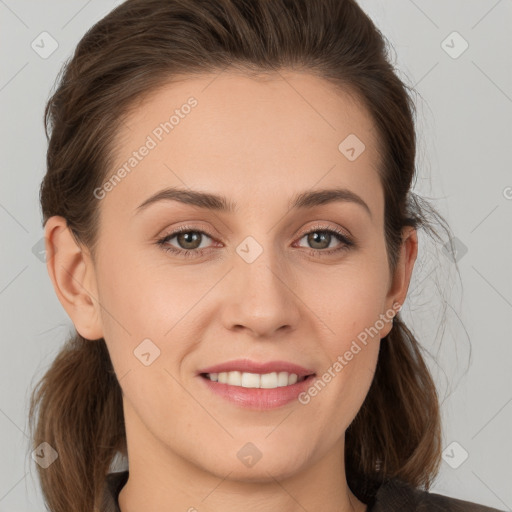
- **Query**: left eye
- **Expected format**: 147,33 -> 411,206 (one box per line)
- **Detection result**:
156,225 -> 216,258
157,225 -> 354,258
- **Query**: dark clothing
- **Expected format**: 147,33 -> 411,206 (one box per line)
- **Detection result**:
102,470 -> 505,511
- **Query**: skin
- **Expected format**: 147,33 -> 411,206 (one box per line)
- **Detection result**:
45,70 -> 418,512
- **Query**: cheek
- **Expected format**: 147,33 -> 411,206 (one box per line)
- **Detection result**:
92,248 -> 168,372
94,248 -> 212,393
304,324 -> 381,434
297,258 -> 387,417
301,256 -> 390,337
94,244 -> 180,335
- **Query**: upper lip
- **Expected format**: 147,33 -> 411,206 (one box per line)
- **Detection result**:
198,359 -> 316,378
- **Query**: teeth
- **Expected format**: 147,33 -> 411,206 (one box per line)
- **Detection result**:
206,371 -> 303,388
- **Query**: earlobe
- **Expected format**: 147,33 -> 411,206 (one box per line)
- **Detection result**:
44,216 -> 104,340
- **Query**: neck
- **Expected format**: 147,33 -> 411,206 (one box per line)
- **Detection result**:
117,402 -> 367,512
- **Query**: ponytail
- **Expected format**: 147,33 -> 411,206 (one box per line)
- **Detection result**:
28,334 -> 125,512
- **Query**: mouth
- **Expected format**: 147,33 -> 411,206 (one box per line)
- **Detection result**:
196,359 -> 317,408
200,371 -> 315,389
197,360 -> 318,409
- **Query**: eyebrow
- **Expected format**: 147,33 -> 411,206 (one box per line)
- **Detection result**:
135,186 -> 372,218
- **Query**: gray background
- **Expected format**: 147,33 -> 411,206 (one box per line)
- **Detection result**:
1,0 -> 511,510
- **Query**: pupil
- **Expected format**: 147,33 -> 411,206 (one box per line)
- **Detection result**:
179,232 -> 200,249
309,232 -> 329,249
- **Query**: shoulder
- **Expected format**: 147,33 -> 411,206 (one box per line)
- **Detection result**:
368,477 -> 506,512
101,471 -> 129,512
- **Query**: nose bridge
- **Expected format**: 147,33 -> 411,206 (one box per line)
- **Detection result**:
237,232 -> 290,300
223,230 -> 301,335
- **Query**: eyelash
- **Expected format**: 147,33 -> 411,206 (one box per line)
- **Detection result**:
156,223 -> 355,259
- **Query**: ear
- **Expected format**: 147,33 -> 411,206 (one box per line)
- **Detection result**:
44,216 -> 104,340
380,226 -> 418,338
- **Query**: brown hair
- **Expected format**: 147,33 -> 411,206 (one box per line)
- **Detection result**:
29,0 -> 456,510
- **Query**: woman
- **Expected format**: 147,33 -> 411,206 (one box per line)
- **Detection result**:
28,0 -> 505,511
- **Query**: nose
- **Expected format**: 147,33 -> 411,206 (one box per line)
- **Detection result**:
220,247 -> 302,339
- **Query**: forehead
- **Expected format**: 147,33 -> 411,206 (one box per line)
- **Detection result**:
103,70 -> 383,221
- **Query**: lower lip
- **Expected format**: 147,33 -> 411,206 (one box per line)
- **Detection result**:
199,374 -> 316,410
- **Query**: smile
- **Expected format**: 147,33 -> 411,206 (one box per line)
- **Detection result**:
199,372 -> 317,410
202,371 -> 310,389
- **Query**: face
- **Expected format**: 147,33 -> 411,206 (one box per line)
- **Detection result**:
48,70 -> 416,483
